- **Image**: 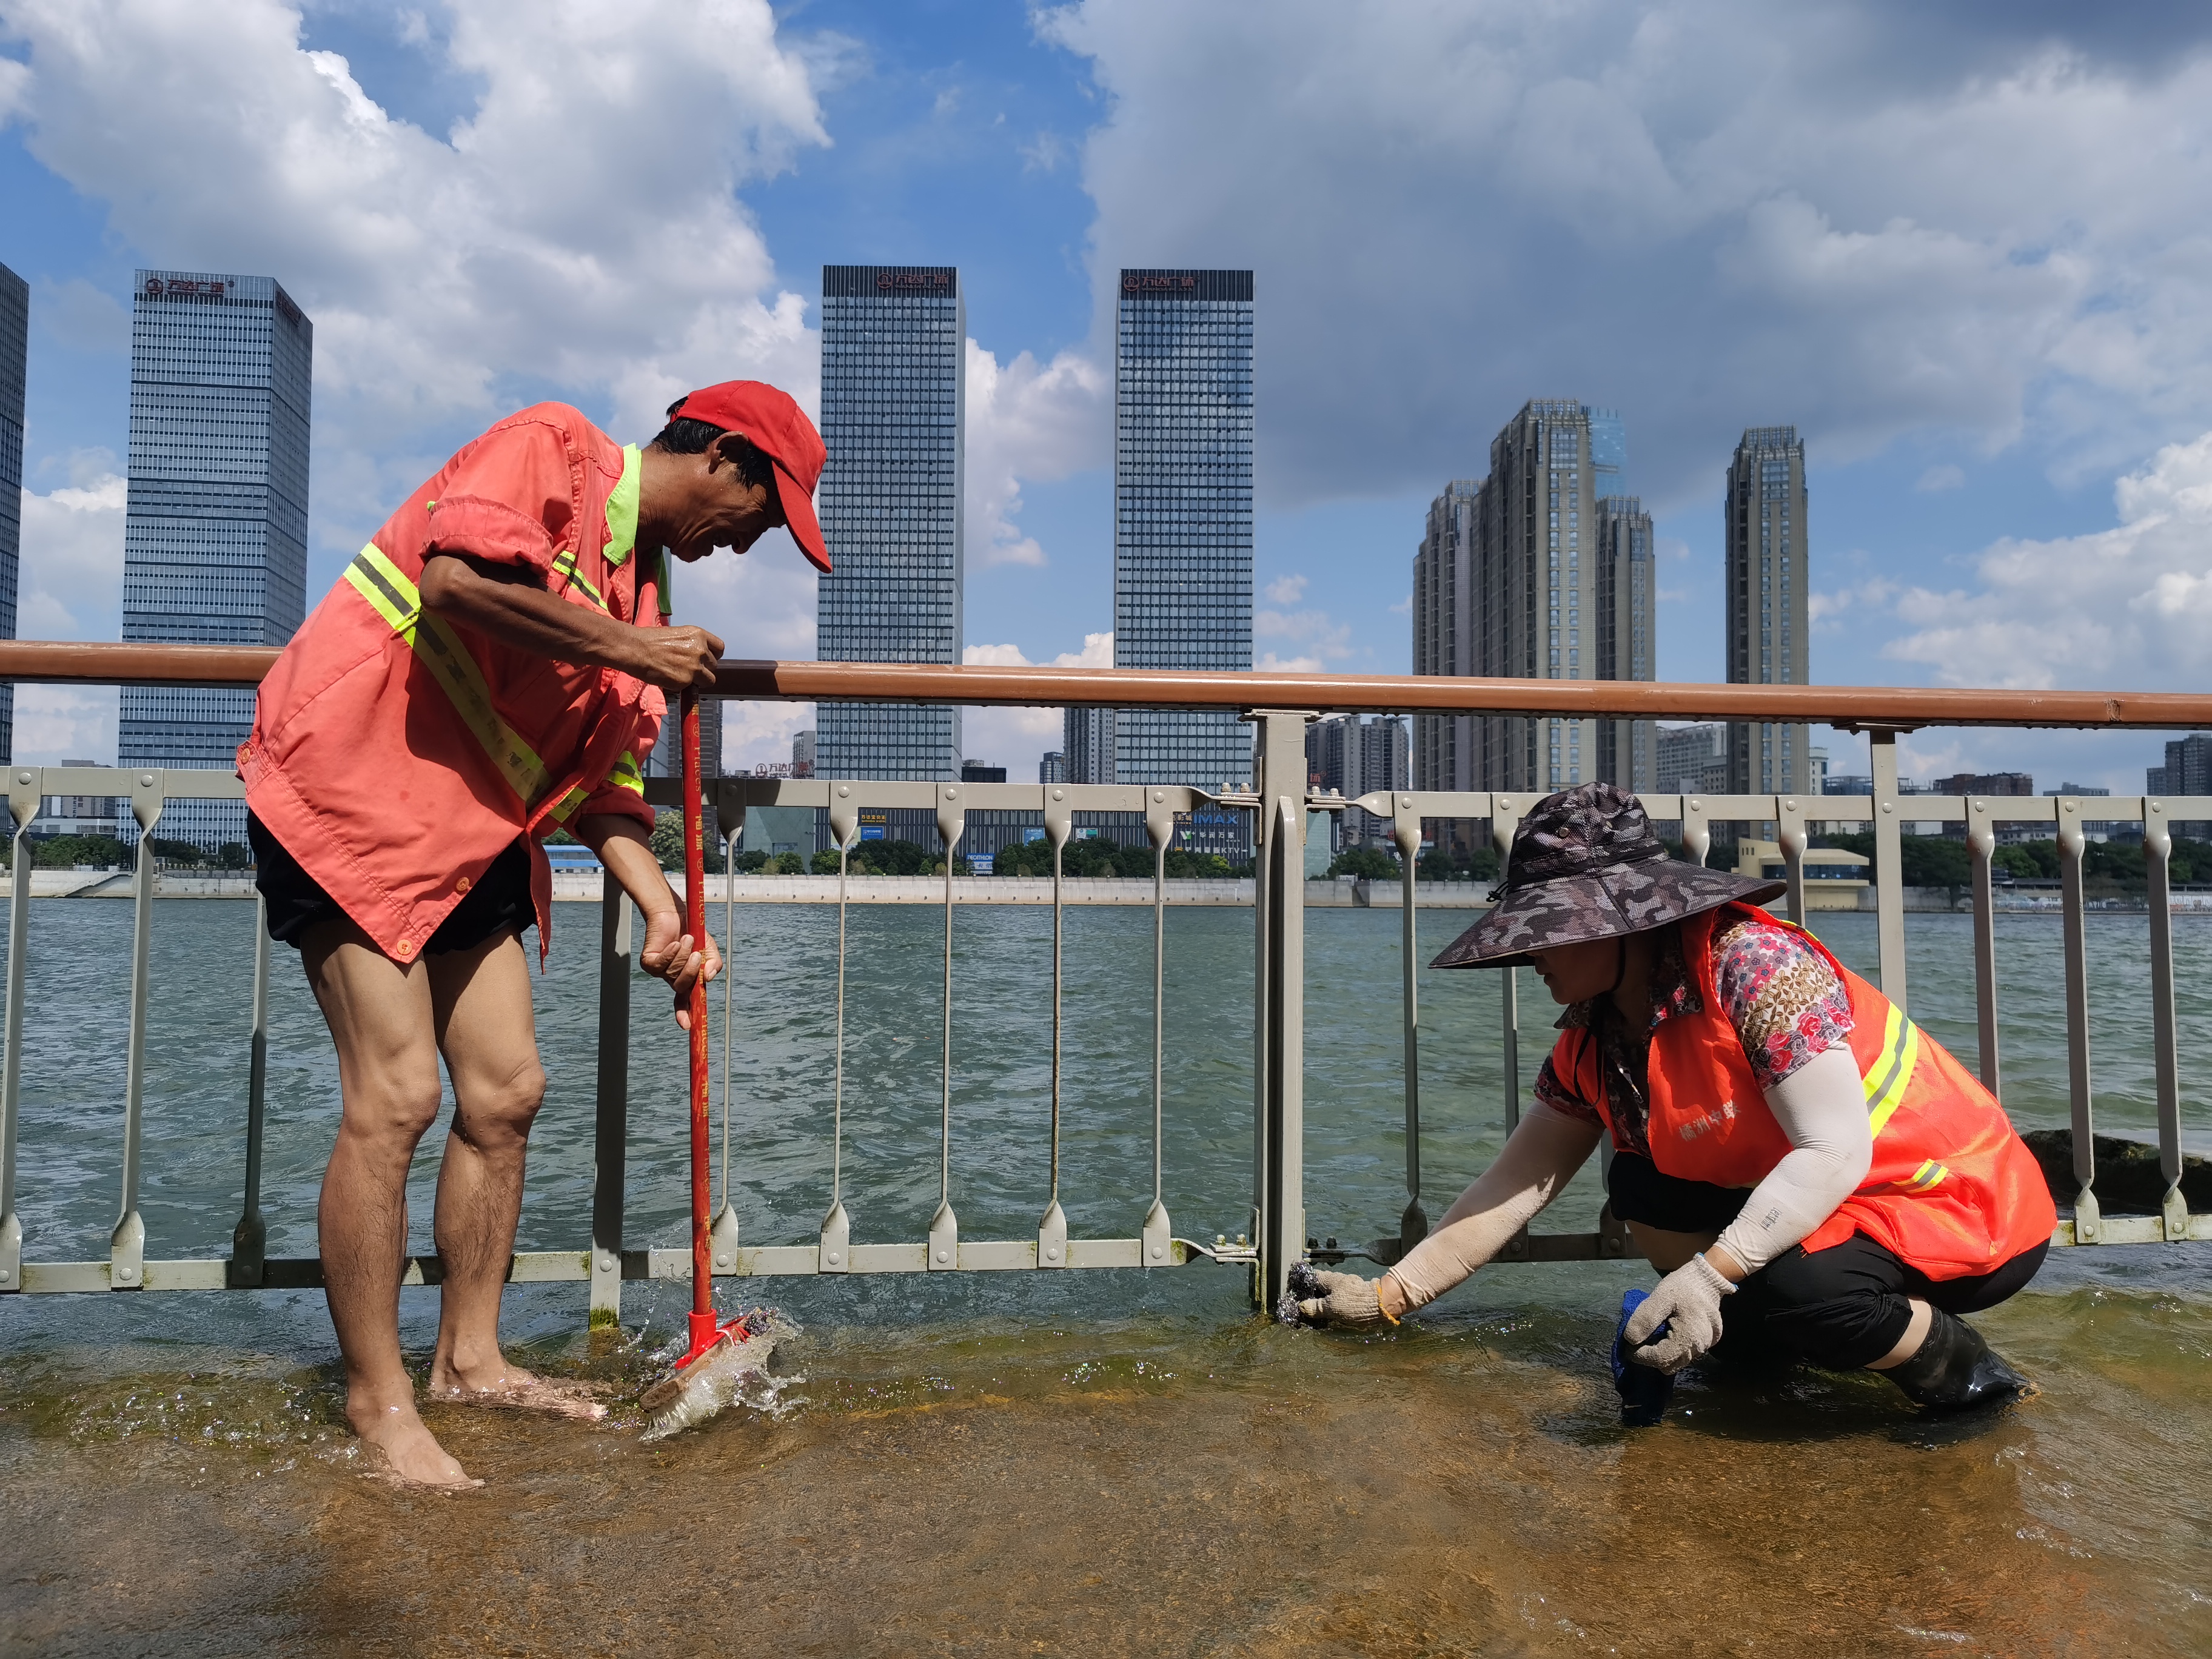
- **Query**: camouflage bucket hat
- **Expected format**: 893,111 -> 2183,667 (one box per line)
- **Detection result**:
1429,783 -> 1786,971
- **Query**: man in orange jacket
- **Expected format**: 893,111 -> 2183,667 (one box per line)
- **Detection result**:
241,382 -> 830,1487
1289,785 -> 2053,1424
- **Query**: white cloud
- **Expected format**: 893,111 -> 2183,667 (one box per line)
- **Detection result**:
1881,429 -> 2212,688
0,0 -> 830,547
16,472 -> 124,640
957,632 -> 1113,776
1255,589 -> 1352,663
1040,2 -> 2212,509
1915,463 -> 1965,493
963,338 -> 1110,570
1262,573 -> 1307,606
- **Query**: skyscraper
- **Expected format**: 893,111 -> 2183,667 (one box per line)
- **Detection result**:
1724,426 -> 1809,798
1113,268 -> 1253,789
1062,705 -> 1116,786
815,265 -> 964,788
0,261 -> 25,766
1594,494 -> 1656,791
1306,714 -> 1410,849
1412,401 -> 1654,803
122,269 -> 312,853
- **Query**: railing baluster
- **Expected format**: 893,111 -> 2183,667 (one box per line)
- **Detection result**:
1141,789 -> 1176,1264
709,816 -> 740,1276
589,873 -> 632,1326
820,786 -> 859,1272
0,768 -> 40,1292
928,785 -> 964,1269
1394,794 -> 1427,1258
1492,797 -> 1524,1131
1965,797 -> 2003,1098
2056,795 -> 2099,1242
112,769 -> 164,1290
1776,793 -> 1808,926
1038,786 -> 1072,1269
1252,711 -> 1311,1311
2143,799 -> 2187,1241
1868,731 -> 1908,1010
227,893 -> 270,1287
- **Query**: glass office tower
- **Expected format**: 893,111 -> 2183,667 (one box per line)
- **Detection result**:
815,264 -> 964,788
0,261 -> 25,766
1113,268 -> 1253,791
121,269 -> 312,853
1724,426 -> 1809,798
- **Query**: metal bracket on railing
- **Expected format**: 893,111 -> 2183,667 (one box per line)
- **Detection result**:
1965,799 -> 2003,1099
0,768 -> 42,1291
1775,795 -> 1808,927
111,770 -> 166,1290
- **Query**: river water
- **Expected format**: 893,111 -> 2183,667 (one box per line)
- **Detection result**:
1,899 -> 2207,1655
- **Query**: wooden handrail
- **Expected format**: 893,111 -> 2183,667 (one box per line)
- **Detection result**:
0,640 -> 2203,730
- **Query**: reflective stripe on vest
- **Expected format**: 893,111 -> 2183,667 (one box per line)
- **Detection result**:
343,544 -> 554,811
551,548 -> 606,609
549,749 -> 643,825
1862,1001 -> 1923,1137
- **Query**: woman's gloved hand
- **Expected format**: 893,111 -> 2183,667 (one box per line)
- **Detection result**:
1623,1253 -> 1735,1373
1280,1262 -> 1400,1330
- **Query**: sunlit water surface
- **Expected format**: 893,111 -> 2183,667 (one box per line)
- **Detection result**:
2,900 -> 2207,1655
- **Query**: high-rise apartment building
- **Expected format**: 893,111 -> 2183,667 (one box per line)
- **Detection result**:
1113,269 -> 1253,790
1307,714 -> 1410,849
122,269 -> 312,853
1038,751 -> 1068,785
1595,494 -> 1655,791
1411,402 -> 1654,810
1655,722 -> 1729,796
2148,732 -> 2212,839
1724,426 -> 1809,798
0,261 -> 25,766
1063,705 -> 1116,786
815,265 -> 964,788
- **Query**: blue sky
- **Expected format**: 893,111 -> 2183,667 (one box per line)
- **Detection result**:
4,1 -> 2211,788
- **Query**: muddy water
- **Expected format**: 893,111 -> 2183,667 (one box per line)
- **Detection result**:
2,902 -> 2209,1655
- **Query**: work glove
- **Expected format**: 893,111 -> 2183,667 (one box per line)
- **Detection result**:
1623,1253 -> 1735,1374
1280,1262 -> 1399,1330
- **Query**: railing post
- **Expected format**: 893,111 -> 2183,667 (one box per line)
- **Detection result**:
1868,730 -> 1908,1011
589,878 -> 633,1327
1142,787 -> 1176,1265
1775,793 -> 1808,926
1251,709 -> 1312,1312
2056,796 -> 2099,1241
1393,794 -> 1426,1259
227,893 -> 271,1287
0,767 -> 40,1292
112,769 -> 165,1290
2143,799 -> 2188,1241
1965,797 -> 2002,1098
928,783 -> 965,1270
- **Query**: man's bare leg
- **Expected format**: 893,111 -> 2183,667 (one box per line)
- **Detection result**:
304,921 -> 474,1489
421,931 -> 601,1418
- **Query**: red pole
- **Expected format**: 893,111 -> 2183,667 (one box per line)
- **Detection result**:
683,688 -> 714,1332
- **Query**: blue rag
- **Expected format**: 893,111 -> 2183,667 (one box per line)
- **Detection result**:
1610,1287 -> 1675,1427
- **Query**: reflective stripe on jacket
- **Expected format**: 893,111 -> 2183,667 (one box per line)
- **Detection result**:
1554,903 -> 2056,1279
239,403 -> 666,964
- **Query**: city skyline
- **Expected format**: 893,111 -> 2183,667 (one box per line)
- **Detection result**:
120,267 -> 311,854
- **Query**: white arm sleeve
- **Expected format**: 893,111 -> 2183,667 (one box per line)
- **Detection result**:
1386,1102 -> 1604,1310
1712,1045 -> 1872,1275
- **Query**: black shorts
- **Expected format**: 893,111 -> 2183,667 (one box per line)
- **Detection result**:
1606,1150 -> 2048,1369
247,813 -> 535,956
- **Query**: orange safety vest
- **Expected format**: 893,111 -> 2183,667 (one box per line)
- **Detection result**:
1555,903 -> 2055,1279
240,403 -> 666,964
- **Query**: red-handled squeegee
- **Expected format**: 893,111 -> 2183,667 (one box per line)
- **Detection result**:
640,686 -> 763,1437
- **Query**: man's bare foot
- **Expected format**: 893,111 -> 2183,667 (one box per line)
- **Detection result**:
349,1398 -> 480,1491
428,1356 -> 610,1422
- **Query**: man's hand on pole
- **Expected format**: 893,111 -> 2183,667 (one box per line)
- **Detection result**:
628,625 -> 725,694
639,907 -> 722,1030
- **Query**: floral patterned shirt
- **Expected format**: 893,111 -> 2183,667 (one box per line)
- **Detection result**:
1533,914 -> 1855,1159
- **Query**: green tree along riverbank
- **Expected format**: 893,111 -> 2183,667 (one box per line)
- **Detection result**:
1814,831 -> 2212,893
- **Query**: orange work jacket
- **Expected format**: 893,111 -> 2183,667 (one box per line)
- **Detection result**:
240,403 -> 667,964
1554,904 -> 2055,1279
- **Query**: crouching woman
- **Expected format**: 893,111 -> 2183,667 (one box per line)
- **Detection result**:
1290,784 -> 2055,1417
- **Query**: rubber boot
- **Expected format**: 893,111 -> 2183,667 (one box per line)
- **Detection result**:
1610,1288 -> 1674,1427
1884,1309 -> 2029,1412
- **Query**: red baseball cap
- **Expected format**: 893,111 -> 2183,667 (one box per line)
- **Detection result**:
666,380 -> 831,572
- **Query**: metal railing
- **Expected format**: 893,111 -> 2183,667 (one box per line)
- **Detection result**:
0,645 -> 2207,1317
